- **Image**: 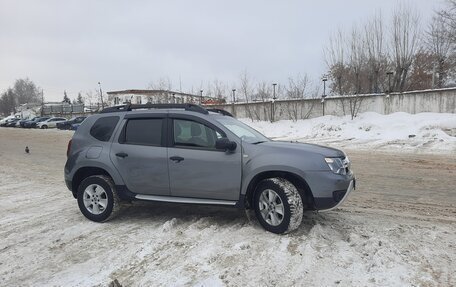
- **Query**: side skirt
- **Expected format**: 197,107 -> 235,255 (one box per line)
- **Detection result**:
135,194 -> 237,206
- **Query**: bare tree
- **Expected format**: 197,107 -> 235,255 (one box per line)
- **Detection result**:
147,77 -> 173,103
284,75 -> 312,121
239,71 -> 255,120
325,29 -> 346,95
212,79 -> 226,99
426,15 -> 452,88
438,0 -> 456,43
390,4 -> 421,91
254,81 -> 272,121
365,12 -> 388,93
12,78 -> 41,105
0,88 -> 17,116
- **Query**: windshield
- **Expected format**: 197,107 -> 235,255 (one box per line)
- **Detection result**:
215,117 -> 270,144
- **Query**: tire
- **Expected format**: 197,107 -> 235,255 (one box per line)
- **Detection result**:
42,125 -> 48,129
253,178 -> 303,234
77,175 -> 121,222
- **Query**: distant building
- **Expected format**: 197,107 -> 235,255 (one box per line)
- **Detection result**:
106,89 -> 225,106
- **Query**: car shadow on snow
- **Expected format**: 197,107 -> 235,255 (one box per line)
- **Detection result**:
110,201 -> 356,236
114,201 -> 249,228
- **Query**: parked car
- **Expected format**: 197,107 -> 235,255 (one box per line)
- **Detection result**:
57,116 -> 86,130
70,123 -> 82,130
65,104 -> 355,234
2,118 -> 20,127
0,115 -> 19,126
17,117 -> 37,128
23,117 -> 50,128
36,117 -> 67,129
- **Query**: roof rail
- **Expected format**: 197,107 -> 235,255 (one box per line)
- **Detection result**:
206,108 -> 233,117
100,103 -> 209,114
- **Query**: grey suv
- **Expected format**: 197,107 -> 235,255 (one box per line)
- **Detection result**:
64,104 -> 355,234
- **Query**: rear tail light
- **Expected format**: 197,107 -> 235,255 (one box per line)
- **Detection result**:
67,139 -> 72,157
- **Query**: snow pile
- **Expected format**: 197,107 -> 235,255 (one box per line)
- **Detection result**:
241,112 -> 456,153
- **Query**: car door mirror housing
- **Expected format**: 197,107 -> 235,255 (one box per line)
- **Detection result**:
216,138 -> 237,151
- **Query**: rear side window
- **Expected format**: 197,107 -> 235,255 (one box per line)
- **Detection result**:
90,116 -> 119,142
124,118 -> 162,146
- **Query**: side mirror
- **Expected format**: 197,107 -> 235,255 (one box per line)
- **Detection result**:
216,138 -> 237,151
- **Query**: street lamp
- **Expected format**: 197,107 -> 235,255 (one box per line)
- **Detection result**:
321,75 -> 328,116
272,83 -> 277,100
232,89 -> 236,103
271,83 -> 278,122
98,82 -> 104,108
386,71 -> 393,96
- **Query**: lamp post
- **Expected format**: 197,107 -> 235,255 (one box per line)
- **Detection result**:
200,90 -> 203,104
232,89 -> 236,103
271,83 -> 277,122
98,82 -> 104,108
272,83 -> 277,100
386,71 -> 393,96
321,75 -> 328,116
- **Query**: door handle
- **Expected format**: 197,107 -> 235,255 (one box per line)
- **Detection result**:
116,152 -> 128,158
170,156 -> 184,163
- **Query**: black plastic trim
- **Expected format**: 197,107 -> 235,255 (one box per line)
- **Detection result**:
101,103 -> 209,115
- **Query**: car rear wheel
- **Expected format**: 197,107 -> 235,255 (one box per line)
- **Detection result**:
42,125 -> 48,129
77,175 -> 121,222
254,178 -> 303,234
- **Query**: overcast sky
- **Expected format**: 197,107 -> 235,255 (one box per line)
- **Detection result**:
0,0 -> 444,101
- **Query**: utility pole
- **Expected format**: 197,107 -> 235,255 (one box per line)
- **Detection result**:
232,89 -> 236,103
271,83 -> 277,122
200,90 -> 203,105
322,75 -> 328,116
98,82 -> 104,108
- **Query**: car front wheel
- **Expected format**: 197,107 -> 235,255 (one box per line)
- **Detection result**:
254,178 -> 303,234
77,175 -> 121,222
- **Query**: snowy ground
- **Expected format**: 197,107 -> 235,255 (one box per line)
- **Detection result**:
242,112 -> 456,153
0,113 -> 455,286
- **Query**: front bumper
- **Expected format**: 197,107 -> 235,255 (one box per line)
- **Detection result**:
317,178 -> 355,212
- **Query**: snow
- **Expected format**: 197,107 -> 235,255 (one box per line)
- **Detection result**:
0,116 -> 455,286
241,112 -> 456,153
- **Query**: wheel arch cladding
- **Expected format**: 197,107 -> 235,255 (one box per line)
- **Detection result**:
71,167 -> 113,198
245,170 -> 314,209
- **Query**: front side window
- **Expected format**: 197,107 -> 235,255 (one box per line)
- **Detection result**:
173,119 -> 222,149
124,118 -> 162,146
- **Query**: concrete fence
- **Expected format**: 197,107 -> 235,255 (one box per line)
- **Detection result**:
205,88 -> 456,121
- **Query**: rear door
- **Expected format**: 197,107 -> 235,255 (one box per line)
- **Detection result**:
110,113 -> 170,195
167,115 -> 242,200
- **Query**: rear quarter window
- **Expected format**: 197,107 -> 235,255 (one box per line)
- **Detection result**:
90,116 -> 120,142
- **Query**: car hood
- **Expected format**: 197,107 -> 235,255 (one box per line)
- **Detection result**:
254,141 -> 345,158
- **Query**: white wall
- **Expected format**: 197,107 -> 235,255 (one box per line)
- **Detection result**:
206,88 -> 456,121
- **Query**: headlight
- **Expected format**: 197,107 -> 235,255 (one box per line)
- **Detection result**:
325,157 -> 350,175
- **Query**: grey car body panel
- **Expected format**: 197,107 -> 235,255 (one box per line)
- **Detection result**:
109,115 -> 170,196
64,113 -> 126,186
239,141 -> 347,198
65,108 -> 355,211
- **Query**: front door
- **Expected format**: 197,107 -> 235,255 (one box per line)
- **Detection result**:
110,115 -> 170,195
167,117 -> 242,201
